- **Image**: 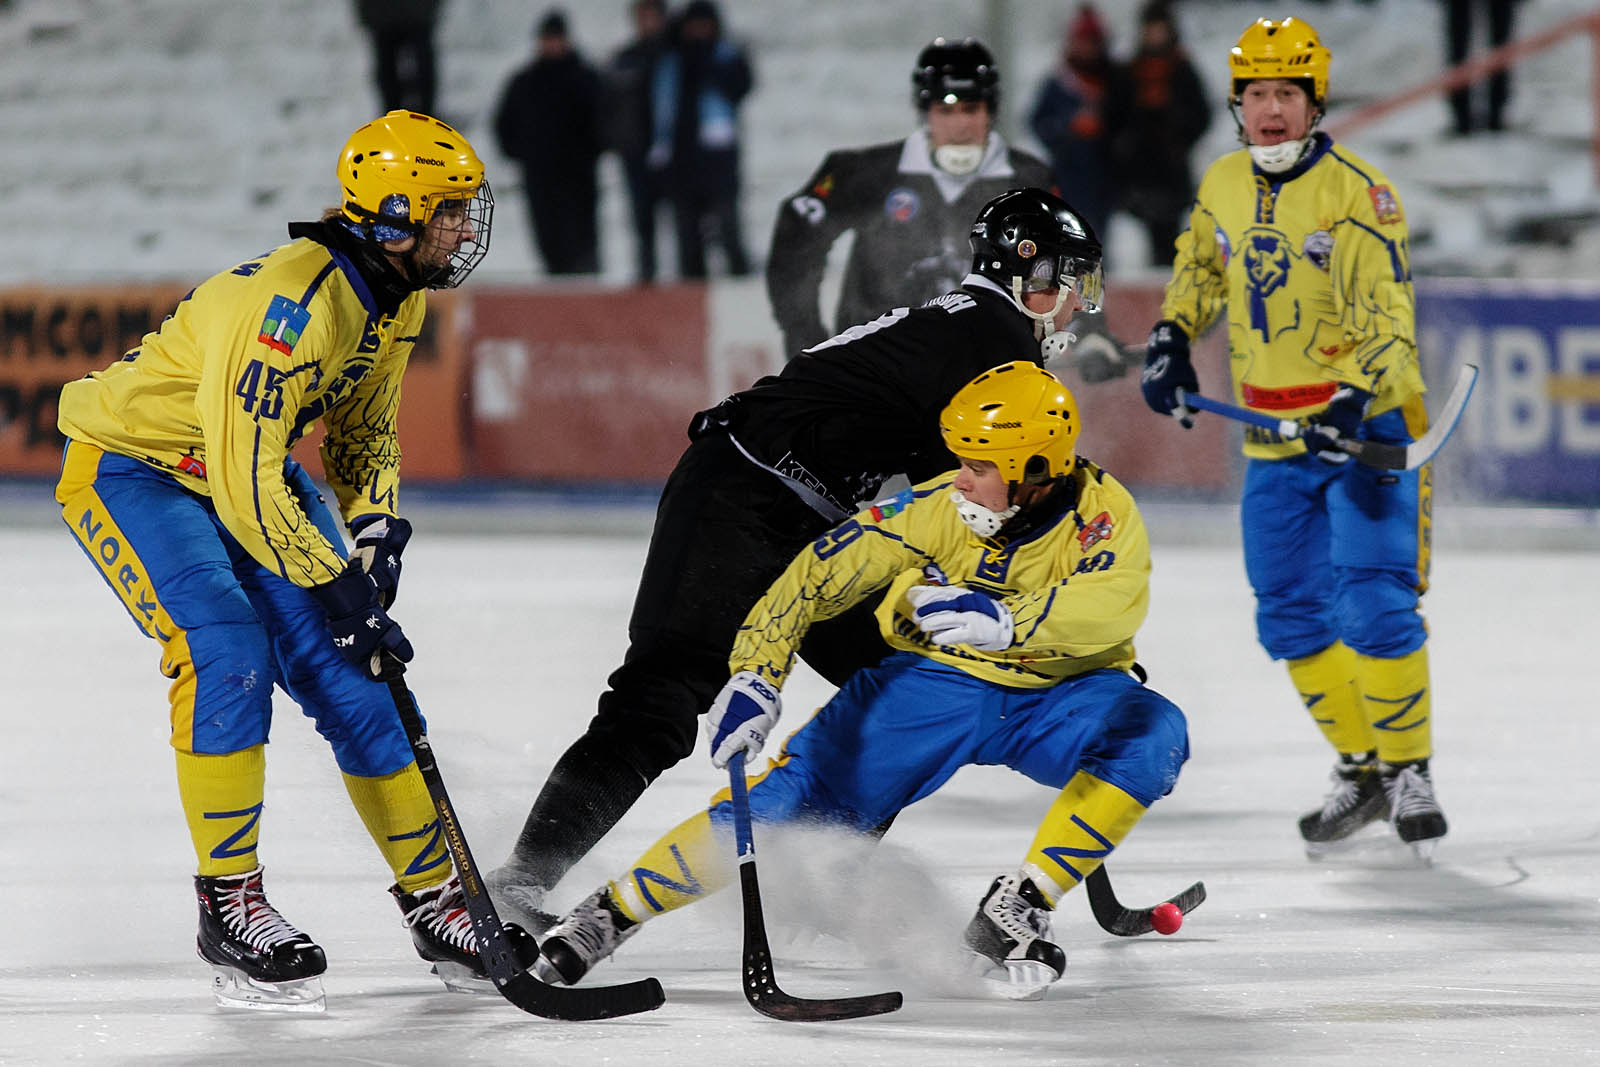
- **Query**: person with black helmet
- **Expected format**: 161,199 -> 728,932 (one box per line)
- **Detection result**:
488,188 -> 1105,931
765,37 -> 1056,359
530,361 -> 1187,999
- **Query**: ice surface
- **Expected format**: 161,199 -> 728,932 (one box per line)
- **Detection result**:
4,507 -> 1597,1065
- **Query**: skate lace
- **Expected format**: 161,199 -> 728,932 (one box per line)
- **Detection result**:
551,894 -> 620,964
218,872 -> 307,951
1318,766 -> 1372,818
1384,766 -> 1440,821
988,877 -> 1052,941
401,876 -> 477,954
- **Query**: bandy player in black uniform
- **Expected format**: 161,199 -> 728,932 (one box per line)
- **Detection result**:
488,189 -> 1105,927
766,38 -> 1055,358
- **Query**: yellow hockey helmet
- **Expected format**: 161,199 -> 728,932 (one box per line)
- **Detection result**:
940,361 -> 1080,485
337,110 -> 494,286
1229,17 -> 1330,106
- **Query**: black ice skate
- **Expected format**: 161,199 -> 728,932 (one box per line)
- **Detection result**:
1381,759 -> 1448,862
962,870 -> 1066,1000
535,886 -> 639,986
195,867 -> 327,1012
1299,751 -> 1388,851
393,872 -> 540,993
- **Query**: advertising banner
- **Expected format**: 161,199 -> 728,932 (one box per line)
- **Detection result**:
1416,279 -> 1600,504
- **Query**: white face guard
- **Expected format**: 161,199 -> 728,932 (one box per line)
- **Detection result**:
934,141 -> 985,175
950,489 -> 1018,538
1248,137 -> 1312,173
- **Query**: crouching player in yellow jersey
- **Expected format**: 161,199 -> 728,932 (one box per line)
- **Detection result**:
1138,18 -> 1447,858
534,362 -> 1188,999
53,111 -> 533,1010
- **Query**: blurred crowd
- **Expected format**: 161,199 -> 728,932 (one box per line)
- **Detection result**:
354,0 -> 1523,283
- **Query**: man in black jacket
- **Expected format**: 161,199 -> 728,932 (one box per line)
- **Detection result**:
493,10 -> 604,275
488,189 -> 1104,930
765,38 -> 1056,358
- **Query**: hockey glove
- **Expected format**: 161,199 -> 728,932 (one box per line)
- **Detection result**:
905,584 -> 1015,651
311,560 -> 414,679
1140,320 -> 1198,426
1300,385 -> 1374,464
1064,313 -> 1131,383
350,514 -> 412,608
705,671 -> 782,770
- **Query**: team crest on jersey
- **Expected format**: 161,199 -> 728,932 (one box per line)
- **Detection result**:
1077,510 -> 1114,550
1368,185 -> 1402,225
1244,231 -> 1291,297
812,173 -> 835,199
1215,226 -> 1232,268
1303,229 -> 1333,271
885,187 -> 920,223
258,295 -> 311,355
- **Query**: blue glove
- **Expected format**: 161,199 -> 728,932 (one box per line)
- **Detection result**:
1140,320 -> 1198,425
705,671 -> 782,770
350,514 -> 412,609
904,584 -> 1015,651
1300,384 -> 1374,464
311,561 -> 414,679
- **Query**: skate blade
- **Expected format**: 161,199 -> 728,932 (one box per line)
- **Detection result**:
963,952 -> 1058,1001
1406,836 -> 1441,866
429,961 -> 497,995
210,966 -> 326,1013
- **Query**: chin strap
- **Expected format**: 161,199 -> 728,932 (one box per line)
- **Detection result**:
933,142 -> 985,176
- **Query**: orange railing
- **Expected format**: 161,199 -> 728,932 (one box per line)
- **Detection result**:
1326,10 -> 1600,182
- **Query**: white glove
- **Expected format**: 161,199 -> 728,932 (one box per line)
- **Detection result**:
705,671 -> 783,770
904,584 -> 1015,651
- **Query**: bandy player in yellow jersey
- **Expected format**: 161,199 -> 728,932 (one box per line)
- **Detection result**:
530,363 -> 1188,999
54,111 -> 535,1010
1137,17 -> 1447,858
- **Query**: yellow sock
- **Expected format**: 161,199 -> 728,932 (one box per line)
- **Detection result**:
1023,771 -> 1148,905
176,746 -> 266,877
343,765 -> 451,893
1353,645 -> 1433,765
607,810 -> 733,925
1287,642 -> 1373,756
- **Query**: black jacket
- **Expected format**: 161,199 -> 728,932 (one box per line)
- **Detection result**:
766,134 -> 1054,356
695,281 -> 1040,519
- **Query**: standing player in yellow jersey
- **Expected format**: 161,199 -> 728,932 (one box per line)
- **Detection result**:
531,363 -> 1188,999
54,111 -> 533,1010
1138,18 -> 1447,857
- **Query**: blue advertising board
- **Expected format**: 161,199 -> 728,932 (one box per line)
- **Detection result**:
1417,279 -> 1600,505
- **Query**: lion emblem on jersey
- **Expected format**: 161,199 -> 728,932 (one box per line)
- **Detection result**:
1244,232 -> 1291,298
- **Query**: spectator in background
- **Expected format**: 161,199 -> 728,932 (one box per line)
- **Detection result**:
1029,6 -> 1115,247
494,10 -> 604,275
650,0 -> 754,278
604,0 -> 670,284
1105,1 -> 1210,267
355,0 -> 442,116
769,37 -> 1055,357
1439,0 -> 1523,134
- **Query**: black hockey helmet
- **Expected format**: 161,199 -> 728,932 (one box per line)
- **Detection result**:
912,37 -> 1000,111
970,188 -> 1103,313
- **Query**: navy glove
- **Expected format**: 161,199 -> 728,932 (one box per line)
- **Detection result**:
1300,385 -> 1374,464
1140,320 -> 1198,424
311,561 -> 414,678
904,585 -> 1015,651
350,514 -> 412,608
705,671 -> 782,770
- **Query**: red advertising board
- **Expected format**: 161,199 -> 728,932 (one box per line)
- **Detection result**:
465,284 -> 711,482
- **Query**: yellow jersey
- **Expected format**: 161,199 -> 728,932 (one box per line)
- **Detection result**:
57,234 -> 423,586
731,459 -> 1151,689
1161,134 -> 1424,458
